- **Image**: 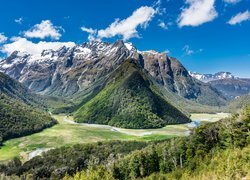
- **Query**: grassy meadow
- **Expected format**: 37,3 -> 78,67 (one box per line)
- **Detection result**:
0,113 -> 230,163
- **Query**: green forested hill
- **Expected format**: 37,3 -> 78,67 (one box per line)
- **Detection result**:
74,59 -> 190,129
71,106 -> 250,180
0,72 -> 57,144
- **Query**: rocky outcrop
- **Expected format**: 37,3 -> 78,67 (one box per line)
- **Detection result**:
209,78 -> 250,99
0,40 -> 226,106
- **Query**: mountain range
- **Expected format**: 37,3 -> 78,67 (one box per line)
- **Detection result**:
189,71 -> 250,99
1,39 -> 249,130
189,71 -> 236,83
0,40 -> 249,179
74,59 -> 191,128
0,40 -> 227,110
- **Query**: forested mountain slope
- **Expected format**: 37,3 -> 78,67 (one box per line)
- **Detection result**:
74,59 -> 190,128
0,40 -> 227,110
0,72 -> 56,145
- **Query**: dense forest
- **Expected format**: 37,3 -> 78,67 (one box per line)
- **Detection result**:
0,94 -> 57,145
0,141 -> 148,179
74,60 -> 190,129
1,106 -> 249,179
0,72 -> 57,145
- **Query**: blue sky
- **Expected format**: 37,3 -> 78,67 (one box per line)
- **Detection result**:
0,0 -> 250,77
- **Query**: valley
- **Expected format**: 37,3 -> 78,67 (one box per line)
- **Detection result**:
0,40 -> 248,179
0,113 -> 230,163
1,0 -> 250,178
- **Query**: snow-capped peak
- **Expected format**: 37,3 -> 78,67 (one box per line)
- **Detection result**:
189,71 -> 236,82
125,42 -> 133,51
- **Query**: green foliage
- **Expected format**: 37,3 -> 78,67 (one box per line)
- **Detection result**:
0,141 -> 148,179
76,106 -> 249,180
1,107 -> 250,179
0,72 -> 57,145
115,107 -> 250,179
0,94 -> 57,145
63,166 -> 115,180
74,60 -> 190,129
227,94 -> 250,113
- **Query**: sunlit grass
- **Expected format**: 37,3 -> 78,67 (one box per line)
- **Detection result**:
0,113 -> 229,163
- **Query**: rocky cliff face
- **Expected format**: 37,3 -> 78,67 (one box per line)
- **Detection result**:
138,51 -> 226,105
0,40 -> 226,106
0,40 -> 136,96
209,78 -> 250,99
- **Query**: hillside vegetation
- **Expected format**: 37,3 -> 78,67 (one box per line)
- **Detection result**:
69,106 -> 250,180
0,72 -> 57,145
227,94 -> 250,112
0,94 -> 56,145
74,60 -> 190,129
1,107 -> 249,179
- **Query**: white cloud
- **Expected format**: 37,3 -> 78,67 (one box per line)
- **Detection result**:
81,27 -> 97,41
1,37 -> 75,56
158,21 -> 168,30
0,33 -> 8,44
97,6 -> 156,41
227,10 -> 250,25
224,0 -> 241,4
182,45 -> 203,56
81,27 -> 96,34
183,45 -> 194,55
23,20 -> 63,40
178,0 -> 218,27
15,17 -> 24,24
153,0 -> 166,15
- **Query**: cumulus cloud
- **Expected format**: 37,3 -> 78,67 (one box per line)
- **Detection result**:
224,0 -> 241,4
15,17 -> 24,24
1,37 -> 75,56
81,27 -> 97,41
97,6 -> 156,41
227,10 -> 250,25
178,0 -> 218,27
23,20 -> 63,40
0,33 -> 8,44
81,6 -> 156,41
158,21 -> 168,30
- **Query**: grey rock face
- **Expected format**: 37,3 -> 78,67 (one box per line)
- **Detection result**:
0,40 -> 226,106
209,78 -> 250,99
0,41 -> 134,96
139,51 -> 226,105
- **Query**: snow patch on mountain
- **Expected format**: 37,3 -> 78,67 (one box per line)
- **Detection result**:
189,71 -> 237,82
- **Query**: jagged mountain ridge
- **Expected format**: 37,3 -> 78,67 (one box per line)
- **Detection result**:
0,41 -> 136,96
189,71 -> 236,83
74,59 -> 191,128
189,71 -> 250,99
0,40 -> 226,107
209,78 -> 250,99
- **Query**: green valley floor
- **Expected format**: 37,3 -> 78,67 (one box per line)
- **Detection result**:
0,113 -> 230,163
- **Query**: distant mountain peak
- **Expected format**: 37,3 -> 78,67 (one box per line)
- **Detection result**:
0,40 -> 227,107
189,71 -> 237,83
